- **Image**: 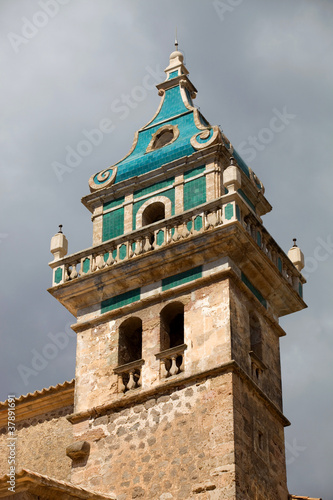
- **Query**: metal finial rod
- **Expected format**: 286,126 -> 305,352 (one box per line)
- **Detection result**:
293,238 -> 297,247
58,224 -> 63,234
175,27 -> 178,50
230,156 -> 235,165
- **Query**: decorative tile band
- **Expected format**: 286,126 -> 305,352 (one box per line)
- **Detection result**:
101,288 -> 141,314
162,266 -> 202,291
241,272 -> 267,308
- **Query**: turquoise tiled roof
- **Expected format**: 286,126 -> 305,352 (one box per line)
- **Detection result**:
89,53 -> 258,190
114,114 -> 198,184
109,83 -> 208,185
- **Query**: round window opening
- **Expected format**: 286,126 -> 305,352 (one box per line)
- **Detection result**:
146,125 -> 179,153
154,130 -> 174,149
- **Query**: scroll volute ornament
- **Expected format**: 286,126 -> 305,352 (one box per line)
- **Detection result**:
88,166 -> 117,192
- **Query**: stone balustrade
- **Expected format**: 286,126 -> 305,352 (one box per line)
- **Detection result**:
50,194 -> 303,297
155,344 -> 187,379
113,359 -> 145,393
242,214 -> 303,295
50,198 -> 224,287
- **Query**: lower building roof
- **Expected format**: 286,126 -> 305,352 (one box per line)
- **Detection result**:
0,468 -> 116,499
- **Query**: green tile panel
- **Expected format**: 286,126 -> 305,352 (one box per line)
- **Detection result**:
82,258 -> 90,273
134,178 -> 174,200
102,207 -> 124,242
225,203 -> 234,220
168,70 -> 178,79
162,266 -> 202,291
104,196 -> 125,211
194,215 -> 203,231
54,267 -> 62,284
119,244 -> 127,260
101,288 -> 141,314
156,230 -> 165,246
183,165 -> 205,180
183,176 -> 206,211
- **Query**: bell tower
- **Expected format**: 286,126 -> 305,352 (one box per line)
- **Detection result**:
49,46 -> 306,499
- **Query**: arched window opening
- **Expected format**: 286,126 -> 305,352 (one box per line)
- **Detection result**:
157,302 -> 186,378
118,317 -> 142,366
160,302 -> 184,351
142,202 -> 165,227
249,313 -> 262,359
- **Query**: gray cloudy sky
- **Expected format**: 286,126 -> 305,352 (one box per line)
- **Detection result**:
1,0 -> 332,497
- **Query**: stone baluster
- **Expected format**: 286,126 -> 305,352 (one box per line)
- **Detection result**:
95,253 -> 105,270
206,210 -> 218,229
143,234 -> 152,253
180,222 -> 189,239
69,262 -> 78,279
137,370 -> 142,387
172,225 -> 181,242
118,375 -> 126,393
165,226 -> 172,244
160,359 -> 168,379
91,256 -> 97,273
128,241 -> 134,258
127,371 -> 136,390
64,266 -> 70,282
106,250 -> 115,266
134,238 -> 143,256
152,231 -> 158,250
169,356 -> 178,376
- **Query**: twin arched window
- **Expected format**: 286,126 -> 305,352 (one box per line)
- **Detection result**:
117,302 -> 185,367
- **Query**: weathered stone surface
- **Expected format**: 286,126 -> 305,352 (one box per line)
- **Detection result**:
0,405 -> 73,481
71,376 -> 238,499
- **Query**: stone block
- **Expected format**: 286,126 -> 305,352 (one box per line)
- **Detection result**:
66,440 -> 90,460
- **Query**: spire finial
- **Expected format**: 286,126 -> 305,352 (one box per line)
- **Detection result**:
58,224 -> 63,234
175,27 -> 178,51
293,238 -> 297,247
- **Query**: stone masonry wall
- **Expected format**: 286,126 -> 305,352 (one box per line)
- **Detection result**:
0,404 -> 73,481
229,280 -> 283,410
74,278 -> 231,414
233,372 -> 288,500
71,373 -> 236,500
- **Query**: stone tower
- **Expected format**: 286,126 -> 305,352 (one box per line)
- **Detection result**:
49,47 -> 306,499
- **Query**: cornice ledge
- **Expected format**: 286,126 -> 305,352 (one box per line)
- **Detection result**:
66,360 -> 290,428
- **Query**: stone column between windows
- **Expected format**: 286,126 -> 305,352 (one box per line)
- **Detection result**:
92,204 -> 103,245
174,174 -> 184,214
123,193 -> 134,233
205,159 -> 221,201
